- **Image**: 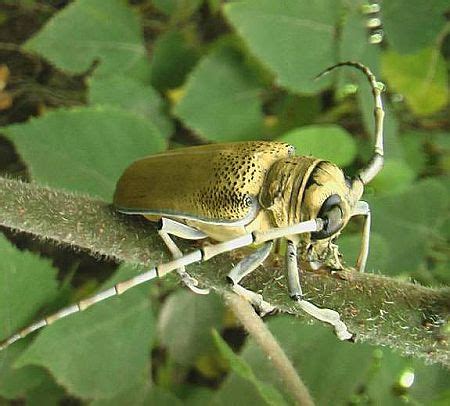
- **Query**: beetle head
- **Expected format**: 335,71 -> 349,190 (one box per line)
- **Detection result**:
301,162 -> 364,240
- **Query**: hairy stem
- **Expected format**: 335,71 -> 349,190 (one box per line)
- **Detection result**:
0,177 -> 448,367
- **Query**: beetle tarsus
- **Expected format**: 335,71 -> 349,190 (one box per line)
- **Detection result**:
177,270 -> 210,295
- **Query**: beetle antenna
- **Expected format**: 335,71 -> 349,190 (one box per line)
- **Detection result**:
315,61 -> 385,184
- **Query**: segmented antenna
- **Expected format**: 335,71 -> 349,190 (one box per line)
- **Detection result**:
0,219 -> 323,351
315,61 -> 385,185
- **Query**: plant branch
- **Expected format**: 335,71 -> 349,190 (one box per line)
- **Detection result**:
0,177 -> 448,367
225,292 -> 315,406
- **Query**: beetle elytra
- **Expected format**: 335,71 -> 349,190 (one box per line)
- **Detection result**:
0,61 -> 384,350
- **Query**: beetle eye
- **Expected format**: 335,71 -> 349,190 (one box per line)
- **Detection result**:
311,194 -> 344,240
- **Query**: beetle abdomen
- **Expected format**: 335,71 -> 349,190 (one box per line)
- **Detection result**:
114,141 -> 294,225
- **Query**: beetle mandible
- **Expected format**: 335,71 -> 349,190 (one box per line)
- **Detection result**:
0,62 -> 384,350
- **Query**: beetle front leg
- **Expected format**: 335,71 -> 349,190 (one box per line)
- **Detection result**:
227,241 -> 275,315
158,218 -> 210,295
351,201 -> 371,273
286,238 -> 303,300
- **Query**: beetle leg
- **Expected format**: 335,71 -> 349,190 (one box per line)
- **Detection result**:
351,201 -> 371,272
158,228 -> 210,295
286,238 -> 303,299
227,242 -> 275,315
158,217 -> 208,240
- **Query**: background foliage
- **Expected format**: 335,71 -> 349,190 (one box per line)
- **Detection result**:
0,0 -> 448,404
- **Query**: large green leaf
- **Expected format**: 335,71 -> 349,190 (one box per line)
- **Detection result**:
382,48 -> 448,116
382,0 -> 448,53
24,0 -> 150,79
15,265 -> 154,400
173,46 -> 264,141
157,290 -> 224,366
150,30 -> 199,92
0,235 -> 59,399
88,75 -> 174,138
3,106 -> 166,200
224,0 -> 339,93
369,179 -> 448,274
278,124 -> 358,167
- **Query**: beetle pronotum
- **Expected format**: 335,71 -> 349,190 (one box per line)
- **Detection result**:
0,61 -> 384,350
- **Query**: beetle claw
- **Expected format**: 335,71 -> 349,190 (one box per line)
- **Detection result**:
178,271 -> 210,295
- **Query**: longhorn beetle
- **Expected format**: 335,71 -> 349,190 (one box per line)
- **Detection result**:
0,62 -> 384,350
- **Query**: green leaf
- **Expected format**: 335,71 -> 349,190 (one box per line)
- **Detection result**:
215,317 -> 374,405
224,0 -> 339,93
382,48 -> 448,116
157,290 -> 224,366
338,232 -> 391,273
3,106 -> 166,200
88,75 -> 174,138
0,235 -> 59,398
212,330 -> 287,406
15,265 -> 154,400
401,131 -> 427,176
382,1 -> 448,53
366,350 -> 450,405
24,0 -> 150,79
25,373 -> 65,406
173,46 -> 264,141
369,179 -> 448,274
153,0 -> 203,21
278,125 -> 357,167
150,30 -> 200,92
369,159 -> 415,195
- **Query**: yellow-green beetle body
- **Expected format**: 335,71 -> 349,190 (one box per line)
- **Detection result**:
113,141 -> 363,247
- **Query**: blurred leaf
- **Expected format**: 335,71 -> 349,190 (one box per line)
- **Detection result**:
216,317 -> 374,405
224,0 -> 339,94
382,1 -> 448,53
279,124 -> 357,166
15,265 -> 154,401
366,349 -> 450,405
25,373 -> 65,406
369,179 -> 448,274
158,290 -> 224,366
173,46 -> 264,141
269,94 -> 320,136
24,0 -> 150,79
369,159 -> 415,195
339,232 -> 390,272
144,386 -> 183,406
91,380 -> 182,406
382,48 -> 448,116
3,106 -> 166,200
88,75 -> 174,138
0,235 -> 59,398
212,330 -> 287,406
433,132 -> 450,174
401,131 -> 427,175
150,30 -> 200,92
339,1 -> 372,63
153,0 -> 203,21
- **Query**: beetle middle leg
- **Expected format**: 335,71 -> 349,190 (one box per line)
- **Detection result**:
227,241 -> 275,315
158,218 -> 210,295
